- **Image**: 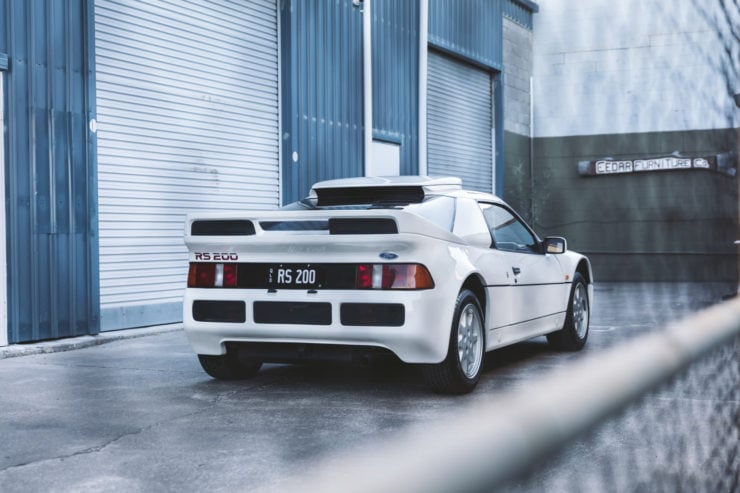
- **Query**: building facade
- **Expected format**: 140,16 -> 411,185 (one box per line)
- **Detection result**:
1,0 -> 538,344
527,0 -> 739,282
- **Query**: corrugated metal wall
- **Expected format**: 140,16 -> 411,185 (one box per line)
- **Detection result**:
1,0 -> 99,343
281,0 -> 365,204
95,0 -> 280,330
281,0 -> 421,204
428,0 -> 503,70
372,0 -> 419,175
503,0 -> 536,29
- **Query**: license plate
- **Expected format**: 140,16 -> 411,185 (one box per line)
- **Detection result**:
267,264 -> 323,289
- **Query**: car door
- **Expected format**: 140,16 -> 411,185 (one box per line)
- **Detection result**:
478,203 -> 566,331
452,198 -> 514,333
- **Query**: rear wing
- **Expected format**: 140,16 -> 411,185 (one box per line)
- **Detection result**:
184,209 -> 462,247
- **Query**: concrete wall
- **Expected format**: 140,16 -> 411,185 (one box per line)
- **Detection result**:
533,0 -> 739,136
502,18 -> 534,222
529,0 -> 739,282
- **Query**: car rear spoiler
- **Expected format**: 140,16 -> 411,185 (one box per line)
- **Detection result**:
184,209 -> 462,245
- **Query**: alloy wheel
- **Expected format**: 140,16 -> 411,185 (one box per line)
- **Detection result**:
573,283 -> 589,339
457,303 -> 484,379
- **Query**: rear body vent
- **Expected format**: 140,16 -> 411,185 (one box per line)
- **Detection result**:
329,218 -> 398,234
260,221 -> 329,231
191,220 -> 255,236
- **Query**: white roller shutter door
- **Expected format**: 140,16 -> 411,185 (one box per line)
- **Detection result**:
427,50 -> 493,192
95,0 -> 279,330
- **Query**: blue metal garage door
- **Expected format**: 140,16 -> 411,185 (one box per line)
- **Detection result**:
427,50 -> 493,193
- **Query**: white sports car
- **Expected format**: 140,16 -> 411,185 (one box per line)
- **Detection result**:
183,176 -> 593,394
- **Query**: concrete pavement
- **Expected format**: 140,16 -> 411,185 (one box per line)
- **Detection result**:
0,324 -> 182,360
0,283 -> 735,492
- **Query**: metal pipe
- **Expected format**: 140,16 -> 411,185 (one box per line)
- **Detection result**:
0,75 -> 6,347
418,0 -> 428,176
529,75 -> 534,222
363,0 -> 373,176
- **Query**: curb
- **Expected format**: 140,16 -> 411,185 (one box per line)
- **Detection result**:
0,324 -> 183,360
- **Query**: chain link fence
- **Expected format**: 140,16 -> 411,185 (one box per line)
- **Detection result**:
509,335 -> 740,492
276,297 -> 740,493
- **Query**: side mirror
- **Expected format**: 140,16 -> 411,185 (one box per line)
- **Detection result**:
543,237 -> 567,254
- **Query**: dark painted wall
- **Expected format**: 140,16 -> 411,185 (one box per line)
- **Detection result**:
503,130 -> 532,222
520,128 -> 738,282
1,0 -> 99,342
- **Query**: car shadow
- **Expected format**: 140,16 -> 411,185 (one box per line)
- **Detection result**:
192,339 -> 556,397
482,338 -> 552,372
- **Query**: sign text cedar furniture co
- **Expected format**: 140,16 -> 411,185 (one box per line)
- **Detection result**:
578,152 -> 737,177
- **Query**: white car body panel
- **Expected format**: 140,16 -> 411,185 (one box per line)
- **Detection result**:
182,176 -> 593,365
185,229 -> 467,363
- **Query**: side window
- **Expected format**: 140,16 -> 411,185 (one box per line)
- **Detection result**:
479,203 -> 540,254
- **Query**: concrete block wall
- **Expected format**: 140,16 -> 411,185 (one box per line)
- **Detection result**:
503,18 -> 532,137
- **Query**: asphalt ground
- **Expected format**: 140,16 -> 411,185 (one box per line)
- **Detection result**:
0,283 -> 735,492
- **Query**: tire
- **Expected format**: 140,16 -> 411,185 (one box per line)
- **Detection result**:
547,273 -> 589,351
423,289 -> 485,395
197,352 -> 262,380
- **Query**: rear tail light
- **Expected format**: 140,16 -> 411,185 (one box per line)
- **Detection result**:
188,263 -> 238,288
187,262 -> 433,290
223,264 -> 238,287
356,264 -> 434,290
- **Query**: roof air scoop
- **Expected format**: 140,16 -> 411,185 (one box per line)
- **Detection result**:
310,176 -> 463,205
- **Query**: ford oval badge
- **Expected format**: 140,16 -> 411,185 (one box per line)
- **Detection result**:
379,251 -> 398,260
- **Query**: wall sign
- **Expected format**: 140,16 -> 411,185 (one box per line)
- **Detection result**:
578,151 -> 737,177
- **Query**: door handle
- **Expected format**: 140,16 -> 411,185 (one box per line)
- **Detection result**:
512,267 -> 521,275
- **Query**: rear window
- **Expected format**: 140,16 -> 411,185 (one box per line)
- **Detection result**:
406,196 -> 455,232
281,195 -> 456,232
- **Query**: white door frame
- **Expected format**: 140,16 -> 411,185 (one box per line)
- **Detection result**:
0,74 -> 7,347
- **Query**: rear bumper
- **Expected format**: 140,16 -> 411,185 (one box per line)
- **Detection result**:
183,287 -> 455,364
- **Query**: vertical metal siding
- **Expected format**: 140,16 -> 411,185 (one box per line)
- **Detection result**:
503,0 -> 535,30
427,50 -> 493,192
428,0 -> 502,70
281,0 -> 364,205
0,69 -> 7,347
95,0 -> 279,330
2,0 -> 99,343
372,0 -> 419,175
